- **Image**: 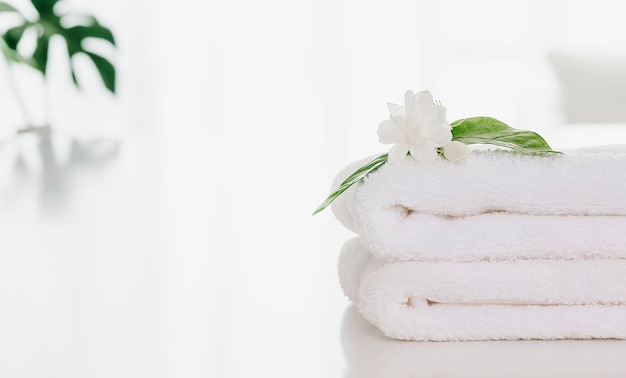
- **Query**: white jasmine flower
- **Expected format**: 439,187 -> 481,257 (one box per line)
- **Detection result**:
442,140 -> 469,162
377,90 -> 452,164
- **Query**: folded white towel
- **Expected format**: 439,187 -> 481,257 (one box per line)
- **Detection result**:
341,306 -> 626,377
339,238 -> 626,341
332,146 -> 626,261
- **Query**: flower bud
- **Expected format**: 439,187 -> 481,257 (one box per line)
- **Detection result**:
443,141 -> 469,162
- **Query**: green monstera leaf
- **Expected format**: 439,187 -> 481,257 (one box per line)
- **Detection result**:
0,0 -> 116,93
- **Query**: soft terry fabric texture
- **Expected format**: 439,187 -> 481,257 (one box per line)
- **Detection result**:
339,238 -> 626,341
331,146 -> 626,261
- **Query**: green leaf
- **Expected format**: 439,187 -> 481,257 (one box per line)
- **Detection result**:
451,116 -> 560,154
32,34 -> 50,74
313,154 -> 388,215
69,62 -> 79,86
66,23 -> 116,46
30,0 -> 59,17
1,0 -> 117,94
83,50 -> 116,93
0,2 -> 18,12
0,37 -> 37,67
3,23 -> 30,50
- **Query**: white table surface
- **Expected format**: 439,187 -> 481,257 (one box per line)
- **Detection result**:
2,126 -> 626,377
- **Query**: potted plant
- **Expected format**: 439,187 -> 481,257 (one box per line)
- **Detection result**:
0,0 -> 116,135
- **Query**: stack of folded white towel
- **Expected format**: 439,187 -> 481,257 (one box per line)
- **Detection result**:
332,146 -> 626,341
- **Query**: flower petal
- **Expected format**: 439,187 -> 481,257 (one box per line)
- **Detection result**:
389,108 -> 408,127
443,140 -> 469,162
388,143 -> 409,164
409,143 -> 437,163
424,122 -> 452,146
413,90 -> 434,121
386,102 -> 404,115
377,120 -> 404,144
433,104 -> 447,122
421,104 -> 447,128
404,91 -> 418,123
404,90 -> 415,110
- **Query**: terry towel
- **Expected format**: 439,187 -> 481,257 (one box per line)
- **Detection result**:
340,238 -> 626,341
331,146 -> 626,261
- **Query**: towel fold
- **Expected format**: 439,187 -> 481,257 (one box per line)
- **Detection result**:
332,146 -> 626,261
339,238 -> 626,341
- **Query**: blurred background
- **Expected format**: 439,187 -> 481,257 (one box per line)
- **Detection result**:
1,0 -> 626,377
